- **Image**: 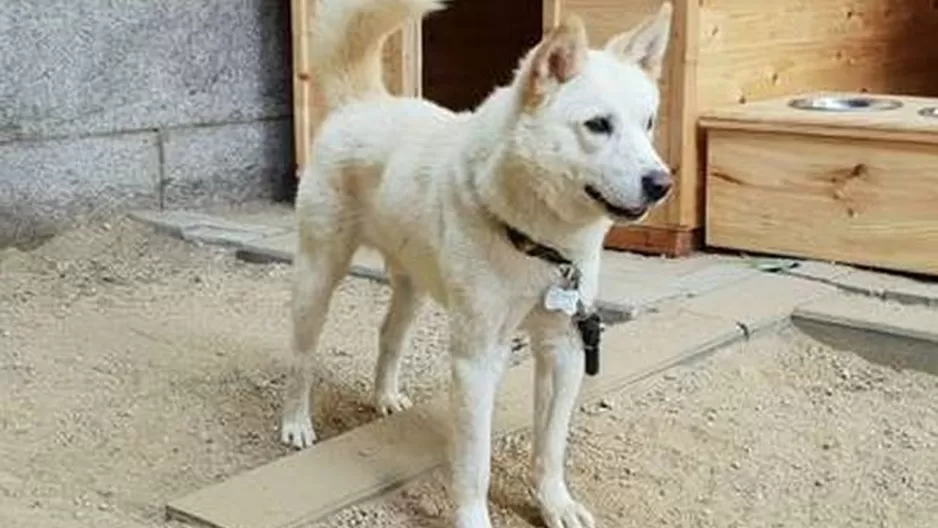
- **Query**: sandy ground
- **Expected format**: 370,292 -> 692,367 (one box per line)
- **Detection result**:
316,331 -> 938,528
0,217 -> 452,528
2,216 -> 937,528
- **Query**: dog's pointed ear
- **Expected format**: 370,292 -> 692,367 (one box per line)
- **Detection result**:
523,14 -> 589,109
604,2 -> 672,79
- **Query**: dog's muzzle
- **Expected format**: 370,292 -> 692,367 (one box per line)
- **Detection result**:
584,185 -> 648,221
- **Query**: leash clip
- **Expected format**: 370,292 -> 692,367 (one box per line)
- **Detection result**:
574,310 -> 602,377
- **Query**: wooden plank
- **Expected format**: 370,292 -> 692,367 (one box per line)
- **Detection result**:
698,117 -> 938,147
166,309 -> 745,528
665,0 -> 700,229
603,224 -> 700,257
400,21 -> 423,98
686,0 -> 938,234
543,0 -> 561,30
696,0 -> 938,111
381,28 -> 422,97
705,129 -> 938,276
700,92 -> 938,146
169,399 -> 451,528
291,0 -> 314,171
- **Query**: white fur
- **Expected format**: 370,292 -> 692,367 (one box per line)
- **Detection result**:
281,1 -> 673,527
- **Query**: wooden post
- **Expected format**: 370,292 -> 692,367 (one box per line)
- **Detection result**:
291,0 -> 314,173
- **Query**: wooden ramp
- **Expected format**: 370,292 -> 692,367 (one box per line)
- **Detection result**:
166,310 -> 747,528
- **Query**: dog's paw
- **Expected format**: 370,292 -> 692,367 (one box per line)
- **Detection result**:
281,414 -> 317,449
374,391 -> 413,416
454,501 -> 493,528
537,485 -> 595,528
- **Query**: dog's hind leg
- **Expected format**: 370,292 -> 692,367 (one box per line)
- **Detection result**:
373,269 -> 422,415
281,212 -> 358,449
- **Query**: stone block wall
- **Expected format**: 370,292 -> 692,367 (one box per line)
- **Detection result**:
0,0 -> 294,245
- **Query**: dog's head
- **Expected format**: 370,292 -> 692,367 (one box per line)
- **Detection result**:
507,3 -> 674,225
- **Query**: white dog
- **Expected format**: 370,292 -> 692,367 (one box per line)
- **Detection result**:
281,1 -> 673,526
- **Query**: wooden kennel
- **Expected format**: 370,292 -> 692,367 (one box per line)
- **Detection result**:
291,0 -> 938,256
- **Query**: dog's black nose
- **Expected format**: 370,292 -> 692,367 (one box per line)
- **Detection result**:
641,170 -> 673,202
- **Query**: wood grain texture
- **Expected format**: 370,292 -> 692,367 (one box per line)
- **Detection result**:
705,129 -> 938,276
696,0 -> 938,112
700,92 -> 938,145
604,225 -> 701,257
544,0 -> 561,30
694,0 -> 938,227
663,0 -> 700,231
400,21 -> 423,98
291,0 -> 314,171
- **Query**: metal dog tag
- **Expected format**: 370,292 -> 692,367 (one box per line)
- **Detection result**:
544,286 -> 580,316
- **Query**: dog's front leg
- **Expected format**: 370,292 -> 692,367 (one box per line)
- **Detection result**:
448,318 -> 508,528
530,321 -> 595,528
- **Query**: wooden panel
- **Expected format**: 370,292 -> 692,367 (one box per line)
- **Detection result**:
604,225 -> 701,258
382,26 -> 422,97
706,129 -> 938,276
382,31 -> 405,95
700,92 -> 938,146
696,0 -> 938,110
694,0 -> 938,236
544,0 -> 561,29
662,0 -> 699,229
291,0 -> 314,171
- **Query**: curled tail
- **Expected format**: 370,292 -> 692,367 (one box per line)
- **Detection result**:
311,0 -> 445,110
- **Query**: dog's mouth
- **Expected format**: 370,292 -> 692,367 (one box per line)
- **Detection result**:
584,186 -> 648,221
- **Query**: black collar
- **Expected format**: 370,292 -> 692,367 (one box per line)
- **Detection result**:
502,224 -> 581,289
468,178 -> 581,287
504,224 -> 572,268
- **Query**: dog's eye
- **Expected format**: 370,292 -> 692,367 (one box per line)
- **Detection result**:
645,115 -> 656,132
583,116 -> 614,135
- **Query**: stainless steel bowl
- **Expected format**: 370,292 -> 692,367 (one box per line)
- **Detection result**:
788,95 -> 903,112
918,106 -> 938,118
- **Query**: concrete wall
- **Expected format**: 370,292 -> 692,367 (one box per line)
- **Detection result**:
0,0 -> 294,246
